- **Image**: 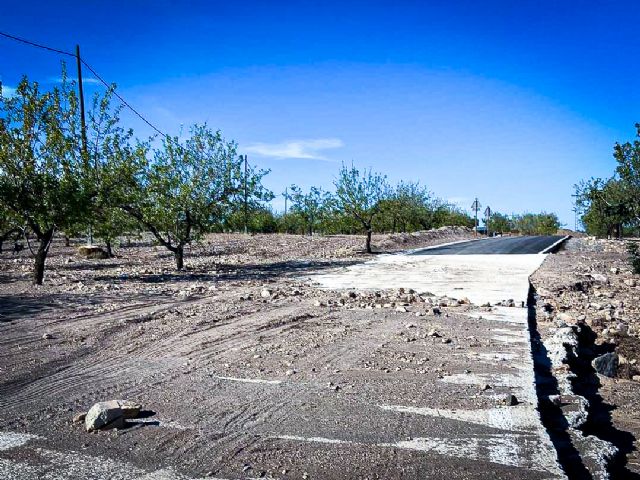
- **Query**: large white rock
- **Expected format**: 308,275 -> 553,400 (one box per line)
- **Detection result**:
84,399 -> 142,431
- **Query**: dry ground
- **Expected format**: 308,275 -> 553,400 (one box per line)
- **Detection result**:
4,228 -> 556,480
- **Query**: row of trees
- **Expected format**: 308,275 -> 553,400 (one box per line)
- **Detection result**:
575,124 -> 640,237
0,74 -> 271,284
1,70 -> 563,285
486,212 -> 560,235
0,73 -> 475,284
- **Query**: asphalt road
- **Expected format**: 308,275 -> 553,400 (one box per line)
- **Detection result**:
412,235 -> 567,255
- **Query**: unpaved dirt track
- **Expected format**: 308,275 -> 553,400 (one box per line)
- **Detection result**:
0,232 -> 575,479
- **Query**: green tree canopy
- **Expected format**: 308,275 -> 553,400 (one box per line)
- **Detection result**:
334,163 -> 387,253
614,123 -> 640,226
486,212 -> 512,234
0,75 -> 88,284
287,185 -> 332,236
122,125 -> 272,269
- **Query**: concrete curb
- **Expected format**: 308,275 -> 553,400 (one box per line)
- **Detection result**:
539,235 -> 571,254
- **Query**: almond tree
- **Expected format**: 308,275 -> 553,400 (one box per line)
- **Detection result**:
334,163 -> 387,253
614,123 -> 640,226
122,125 -> 272,269
287,185 -> 332,236
0,76 -> 87,284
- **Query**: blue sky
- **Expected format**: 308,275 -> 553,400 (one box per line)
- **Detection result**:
2,1 -> 639,226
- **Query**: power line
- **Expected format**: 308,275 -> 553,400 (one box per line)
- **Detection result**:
80,60 -> 166,137
0,30 -> 167,137
0,31 -> 74,57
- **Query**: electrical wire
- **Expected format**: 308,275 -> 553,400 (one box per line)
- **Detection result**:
0,30 -> 167,137
79,60 -> 166,137
0,31 -> 75,57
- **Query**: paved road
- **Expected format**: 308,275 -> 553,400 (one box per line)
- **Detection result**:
412,235 -> 567,255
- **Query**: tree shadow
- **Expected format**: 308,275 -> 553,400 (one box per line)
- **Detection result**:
94,259 -> 361,284
0,295 -> 60,323
59,261 -> 123,271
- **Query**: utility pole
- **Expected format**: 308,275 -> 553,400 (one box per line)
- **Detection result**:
284,187 -> 288,216
471,198 -> 481,237
484,206 -> 492,237
571,193 -> 579,232
243,154 -> 248,234
76,44 -> 91,245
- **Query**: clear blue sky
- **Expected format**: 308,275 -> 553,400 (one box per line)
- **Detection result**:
2,1 -> 639,226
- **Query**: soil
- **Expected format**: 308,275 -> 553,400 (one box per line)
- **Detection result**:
5,227 -> 551,480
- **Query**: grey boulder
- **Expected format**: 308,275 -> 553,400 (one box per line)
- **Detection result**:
592,352 -> 619,378
84,399 -> 142,431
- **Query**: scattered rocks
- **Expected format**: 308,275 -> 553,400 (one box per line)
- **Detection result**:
502,393 -> 518,406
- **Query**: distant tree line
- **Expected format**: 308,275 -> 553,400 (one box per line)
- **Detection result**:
575,124 -> 640,238
486,212 -> 560,236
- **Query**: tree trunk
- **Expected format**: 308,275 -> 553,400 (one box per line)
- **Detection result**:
0,239 -> 3,254
175,245 -> 184,270
105,240 -> 113,258
365,229 -> 373,254
64,235 -> 70,247
33,228 -> 54,285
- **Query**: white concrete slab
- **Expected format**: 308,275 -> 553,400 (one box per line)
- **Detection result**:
309,253 -> 547,306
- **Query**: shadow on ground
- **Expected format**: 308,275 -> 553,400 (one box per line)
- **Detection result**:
94,259 -> 361,284
527,285 -> 639,479
0,295 -> 60,323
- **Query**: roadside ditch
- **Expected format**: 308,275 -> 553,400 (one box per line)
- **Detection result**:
527,283 -> 637,479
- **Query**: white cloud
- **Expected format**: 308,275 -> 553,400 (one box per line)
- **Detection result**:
244,138 -> 344,161
447,197 -> 471,208
50,76 -> 101,85
0,85 -> 16,98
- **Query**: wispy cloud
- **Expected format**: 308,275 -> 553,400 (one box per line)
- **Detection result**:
0,85 -> 16,98
244,138 -> 344,161
447,197 -> 471,208
50,76 -> 102,85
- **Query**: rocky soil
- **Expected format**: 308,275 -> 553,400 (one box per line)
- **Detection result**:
531,237 -> 640,476
5,227 -> 545,480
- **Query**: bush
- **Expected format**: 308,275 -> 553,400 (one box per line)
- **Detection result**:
628,242 -> 640,274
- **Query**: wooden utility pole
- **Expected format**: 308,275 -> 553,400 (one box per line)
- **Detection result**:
76,45 -> 88,161
243,155 -> 248,234
76,45 -> 91,245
